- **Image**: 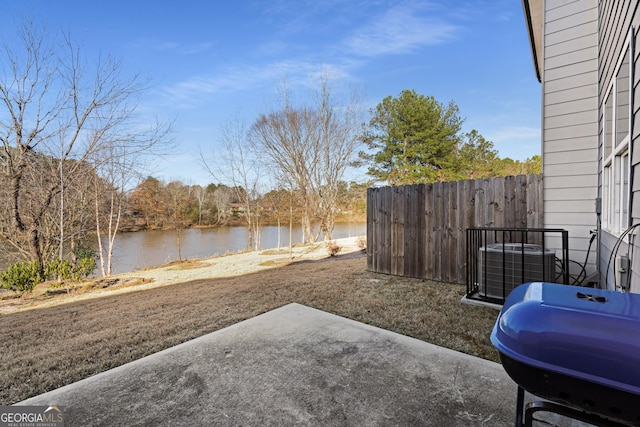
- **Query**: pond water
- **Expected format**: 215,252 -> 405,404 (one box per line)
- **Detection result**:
103,223 -> 366,275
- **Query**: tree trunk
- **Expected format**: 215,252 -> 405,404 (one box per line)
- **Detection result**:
176,228 -> 182,261
29,227 -> 45,271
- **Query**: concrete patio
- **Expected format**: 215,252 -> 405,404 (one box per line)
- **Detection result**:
17,303 -> 586,426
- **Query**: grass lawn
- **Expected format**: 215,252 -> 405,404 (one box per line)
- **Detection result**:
0,254 -> 500,405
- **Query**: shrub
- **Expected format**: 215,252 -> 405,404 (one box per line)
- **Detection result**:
47,254 -> 97,291
326,241 -> 342,257
74,256 -> 96,280
47,259 -> 73,282
0,261 -> 45,294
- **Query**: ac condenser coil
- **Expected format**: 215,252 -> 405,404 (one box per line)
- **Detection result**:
478,243 -> 555,299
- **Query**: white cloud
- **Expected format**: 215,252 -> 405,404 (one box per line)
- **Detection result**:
160,59 -> 357,108
180,42 -> 214,55
157,2 -> 467,110
345,3 -> 460,56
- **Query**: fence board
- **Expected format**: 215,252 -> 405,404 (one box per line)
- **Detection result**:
446,181 -> 458,282
390,186 -> 401,275
485,179 -> 495,227
367,188 -> 380,271
403,185 -> 417,277
382,187 -> 392,274
415,185 -> 426,278
504,176 -> 516,228
433,182 -> 442,281
527,174 -> 543,228
424,183 -> 434,278
458,179 -> 474,283
475,179 -> 486,227
514,175 -> 528,229
366,174 -> 543,283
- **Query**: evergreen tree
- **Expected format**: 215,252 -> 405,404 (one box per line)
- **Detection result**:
361,90 -> 463,185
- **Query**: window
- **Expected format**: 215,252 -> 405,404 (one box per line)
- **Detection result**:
602,33 -> 632,234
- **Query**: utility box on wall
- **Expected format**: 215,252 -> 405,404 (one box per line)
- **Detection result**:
615,255 -> 630,291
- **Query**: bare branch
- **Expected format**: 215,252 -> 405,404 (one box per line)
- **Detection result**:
249,76 -> 363,242
0,19 -> 173,267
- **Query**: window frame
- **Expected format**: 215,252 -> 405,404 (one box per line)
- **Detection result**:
602,29 -> 633,235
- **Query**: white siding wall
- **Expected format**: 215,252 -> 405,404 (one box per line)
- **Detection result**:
543,0 -> 599,281
598,0 -> 640,292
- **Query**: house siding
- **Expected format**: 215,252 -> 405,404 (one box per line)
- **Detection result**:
598,0 -> 640,291
632,4 -> 640,293
543,0 -> 599,281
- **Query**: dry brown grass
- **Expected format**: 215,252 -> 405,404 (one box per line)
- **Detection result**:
0,254 -> 500,405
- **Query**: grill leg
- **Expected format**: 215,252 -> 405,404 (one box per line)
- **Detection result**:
515,386 -> 524,427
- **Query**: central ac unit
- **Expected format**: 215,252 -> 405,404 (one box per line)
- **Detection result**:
477,243 -> 556,299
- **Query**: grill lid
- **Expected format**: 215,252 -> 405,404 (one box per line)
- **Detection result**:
491,282 -> 640,395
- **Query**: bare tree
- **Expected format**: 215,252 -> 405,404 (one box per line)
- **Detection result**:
56,159 -> 96,260
163,181 -> 192,261
263,187 -> 291,250
92,148 -> 136,277
313,77 -> 363,239
0,22 -> 65,267
0,20 -> 172,270
211,185 -> 232,225
191,185 -> 206,226
249,76 -> 362,242
202,119 -> 264,250
92,157 -> 122,278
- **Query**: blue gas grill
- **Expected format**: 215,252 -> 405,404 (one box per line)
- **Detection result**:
491,282 -> 640,426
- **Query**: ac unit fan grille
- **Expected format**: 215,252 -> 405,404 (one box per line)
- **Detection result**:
477,243 -> 555,299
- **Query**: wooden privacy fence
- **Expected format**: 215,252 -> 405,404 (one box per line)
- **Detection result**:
366,174 -> 543,284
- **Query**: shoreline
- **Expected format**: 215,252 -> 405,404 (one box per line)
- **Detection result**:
0,237 -> 365,314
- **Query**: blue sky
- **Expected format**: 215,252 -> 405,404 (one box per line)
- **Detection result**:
3,0 -> 541,186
